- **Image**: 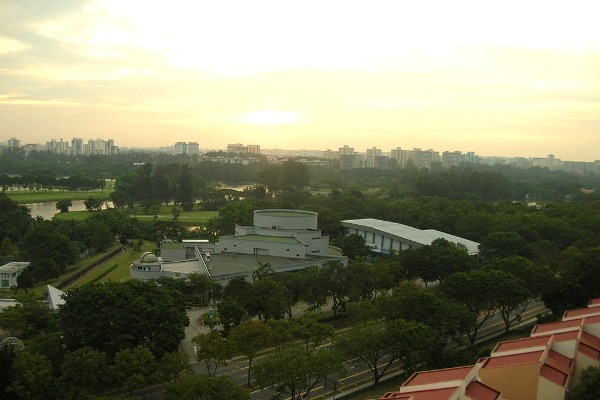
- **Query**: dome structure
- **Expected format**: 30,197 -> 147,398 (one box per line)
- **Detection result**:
140,252 -> 158,263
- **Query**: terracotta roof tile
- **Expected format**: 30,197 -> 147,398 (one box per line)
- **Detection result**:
398,387 -> 460,400
581,331 -> 600,348
482,350 -> 544,369
403,366 -> 474,387
579,342 -> 600,360
588,298 -> 600,307
563,307 -> 600,319
493,336 -> 551,353
465,380 -> 500,400
540,363 -> 568,387
532,318 -> 582,335
547,349 -> 572,369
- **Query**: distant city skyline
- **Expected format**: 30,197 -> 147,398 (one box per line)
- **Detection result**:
4,135 -> 597,166
1,1 -> 600,161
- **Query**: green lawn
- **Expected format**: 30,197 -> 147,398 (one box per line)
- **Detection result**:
6,182 -> 114,204
73,244 -> 156,287
53,207 -> 218,226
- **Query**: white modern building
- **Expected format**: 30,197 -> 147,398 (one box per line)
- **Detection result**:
0,262 -> 31,288
341,218 -> 480,255
130,210 -> 346,283
219,209 -> 329,259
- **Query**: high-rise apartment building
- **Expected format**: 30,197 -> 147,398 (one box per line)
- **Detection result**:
247,144 -> 260,154
7,138 -> 20,149
339,145 -> 361,169
71,138 -> 83,155
174,142 -> 200,154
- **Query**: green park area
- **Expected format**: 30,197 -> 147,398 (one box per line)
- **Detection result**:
53,206 -> 218,226
5,181 -> 114,204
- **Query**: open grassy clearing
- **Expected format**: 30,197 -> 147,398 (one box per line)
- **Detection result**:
6,182 -> 115,204
53,207 -> 218,225
7,189 -> 112,204
73,243 -> 156,287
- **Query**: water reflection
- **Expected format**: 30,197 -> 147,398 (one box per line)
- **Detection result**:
27,200 -> 112,220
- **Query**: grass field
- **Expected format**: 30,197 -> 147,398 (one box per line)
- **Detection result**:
6,185 -> 114,204
72,242 -> 156,287
53,207 -> 218,226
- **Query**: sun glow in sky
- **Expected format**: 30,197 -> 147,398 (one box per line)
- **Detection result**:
1,0 -> 600,160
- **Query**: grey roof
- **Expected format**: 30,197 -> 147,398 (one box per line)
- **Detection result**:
0,262 -> 31,274
341,218 -> 480,254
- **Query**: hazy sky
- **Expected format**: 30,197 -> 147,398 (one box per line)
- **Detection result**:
1,1 -> 600,161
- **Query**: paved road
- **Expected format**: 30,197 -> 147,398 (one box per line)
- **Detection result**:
141,300 -> 548,400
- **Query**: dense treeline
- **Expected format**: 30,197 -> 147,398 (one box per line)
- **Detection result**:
3,148 -> 599,201
2,155 -> 600,398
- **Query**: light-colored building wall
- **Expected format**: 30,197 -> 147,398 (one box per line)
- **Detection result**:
247,144 -> 260,154
218,236 -> 307,258
254,209 -> 318,230
0,262 -> 31,288
537,376 -> 567,400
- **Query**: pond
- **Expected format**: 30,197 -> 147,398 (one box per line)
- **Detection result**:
27,200 -> 111,220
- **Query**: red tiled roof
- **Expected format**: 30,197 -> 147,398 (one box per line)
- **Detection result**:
379,393 -> 413,399
397,387 -> 460,400
545,330 -> 580,342
540,363 -> 568,386
403,366 -> 474,387
588,298 -> 600,307
465,380 -> 500,400
581,331 -> 600,348
579,342 -> 600,360
482,350 -> 544,369
547,349 -> 572,369
532,318 -> 582,335
583,314 -> 600,324
564,306 -> 600,319
493,336 -> 551,353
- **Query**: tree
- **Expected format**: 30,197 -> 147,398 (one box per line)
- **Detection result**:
0,337 -> 24,398
291,314 -> 336,352
377,281 -> 474,344
323,260 -> 349,315
165,374 -> 249,400
0,293 -> 55,337
336,319 -> 436,385
84,196 -> 104,211
250,277 -> 291,321
8,351 -> 55,400
218,298 -> 248,336
55,199 -> 72,213
440,269 -> 512,344
337,233 -> 370,260
19,221 -> 79,281
149,204 -> 161,221
252,260 -> 273,282
59,347 -> 109,399
0,237 -> 18,258
229,319 -> 272,386
171,205 -> 182,221
157,351 -> 189,384
59,280 -> 189,358
254,346 -> 345,400
112,345 -> 156,395
298,266 -> 328,312
192,330 -> 233,377
569,366 -> 600,400
479,231 -> 528,261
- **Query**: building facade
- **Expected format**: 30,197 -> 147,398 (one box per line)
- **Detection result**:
0,262 -> 31,288
341,218 -> 480,255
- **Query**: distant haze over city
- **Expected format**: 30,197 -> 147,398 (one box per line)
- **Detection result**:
1,1 -> 600,161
